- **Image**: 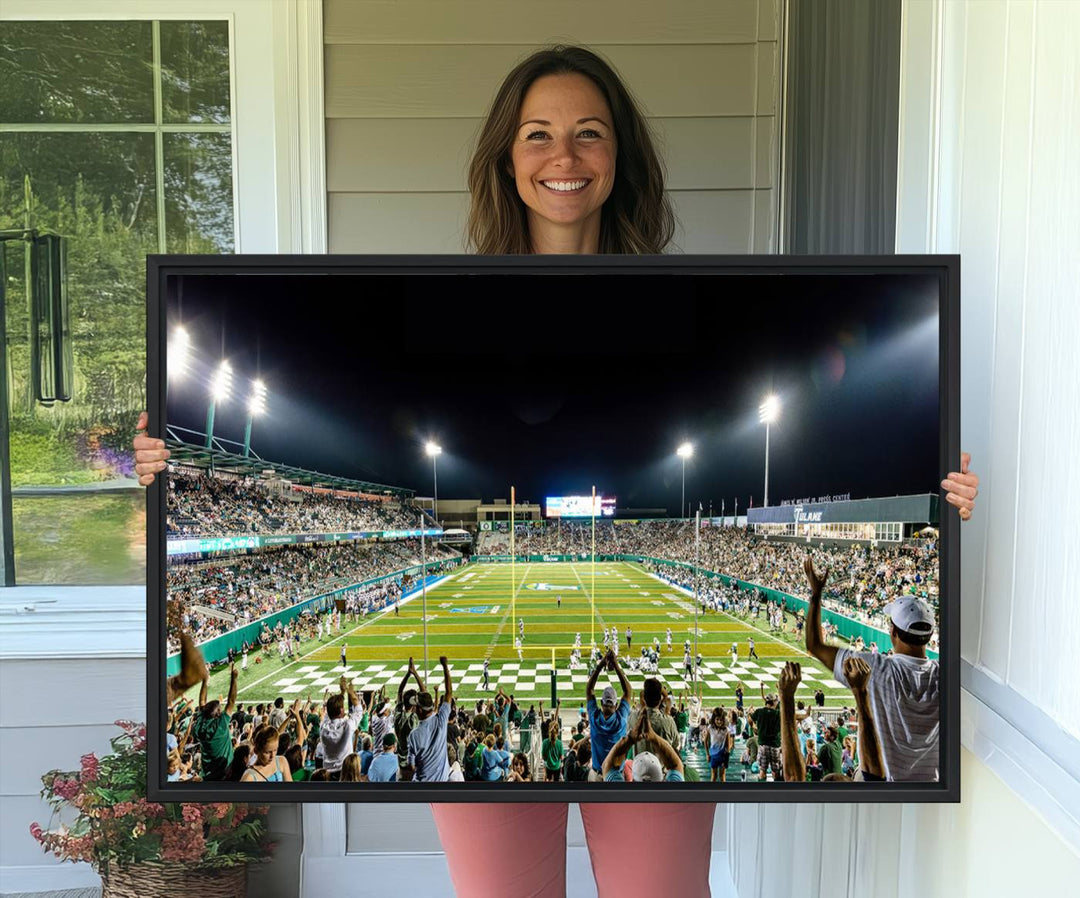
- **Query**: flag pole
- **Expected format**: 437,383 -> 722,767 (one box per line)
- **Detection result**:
511,486 -> 516,653
421,513 -> 428,671
591,485 -> 596,651
693,509 -> 700,690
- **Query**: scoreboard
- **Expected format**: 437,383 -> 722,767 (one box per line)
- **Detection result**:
545,495 -> 616,518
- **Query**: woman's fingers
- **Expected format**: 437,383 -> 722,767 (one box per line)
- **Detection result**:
944,491 -> 975,512
940,476 -> 978,499
134,446 -> 170,463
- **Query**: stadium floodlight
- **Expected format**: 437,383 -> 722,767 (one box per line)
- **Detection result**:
168,326 -> 190,381
758,394 -> 780,506
204,361 -> 233,449
243,379 -> 268,457
425,442 -> 442,526
677,442 -> 694,519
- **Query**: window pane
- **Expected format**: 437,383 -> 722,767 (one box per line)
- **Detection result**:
2,132 -> 157,584
164,132 -> 235,252
0,21 -> 154,124
1,21 -> 234,586
160,21 -> 231,124
12,493 -> 145,585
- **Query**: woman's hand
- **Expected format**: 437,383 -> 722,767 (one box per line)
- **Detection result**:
941,452 -> 979,520
133,411 -> 170,486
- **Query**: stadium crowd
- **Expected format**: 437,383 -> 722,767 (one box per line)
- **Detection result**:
167,467 -> 423,536
164,556 -> 933,787
167,538 -> 459,652
476,519 -> 938,632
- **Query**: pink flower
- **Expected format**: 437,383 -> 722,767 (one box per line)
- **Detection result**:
181,805 -> 202,824
139,799 -> 165,818
80,753 -> 100,782
29,822 -> 43,842
52,777 -> 80,801
160,822 -> 206,863
208,802 -> 233,820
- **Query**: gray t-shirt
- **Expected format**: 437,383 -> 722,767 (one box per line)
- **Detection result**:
407,702 -> 452,782
833,647 -> 939,782
627,706 -> 680,757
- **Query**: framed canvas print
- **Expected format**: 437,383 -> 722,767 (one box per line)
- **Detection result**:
147,254 -> 960,802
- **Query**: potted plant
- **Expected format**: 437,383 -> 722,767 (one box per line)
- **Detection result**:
31,720 -> 274,898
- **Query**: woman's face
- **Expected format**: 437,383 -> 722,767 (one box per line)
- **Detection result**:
258,739 -> 278,765
509,73 -> 616,237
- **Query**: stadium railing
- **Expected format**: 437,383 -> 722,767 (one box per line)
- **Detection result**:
462,552 -> 938,661
165,556 -> 463,674
643,556 -> 939,662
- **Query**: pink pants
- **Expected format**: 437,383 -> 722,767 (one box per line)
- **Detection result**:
431,802 -> 716,897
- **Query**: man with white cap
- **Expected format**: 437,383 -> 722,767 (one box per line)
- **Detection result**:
601,703 -> 685,782
804,556 -> 939,781
585,648 -> 631,781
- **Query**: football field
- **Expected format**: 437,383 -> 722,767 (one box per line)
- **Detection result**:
229,561 -> 848,706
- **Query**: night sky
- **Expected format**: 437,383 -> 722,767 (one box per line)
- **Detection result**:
163,268 -> 942,515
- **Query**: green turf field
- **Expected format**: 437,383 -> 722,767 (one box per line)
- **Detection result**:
209,560 -> 848,708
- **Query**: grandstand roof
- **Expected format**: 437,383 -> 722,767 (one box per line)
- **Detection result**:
747,493 -> 939,525
164,437 -> 415,498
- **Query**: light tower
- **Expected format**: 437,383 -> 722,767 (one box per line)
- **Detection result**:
758,395 -> 780,507
425,441 -> 442,526
205,361 -> 232,449
677,442 -> 694,519
243,379 -> 267,457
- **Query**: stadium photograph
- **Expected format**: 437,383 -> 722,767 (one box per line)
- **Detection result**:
153,263 -> 952,795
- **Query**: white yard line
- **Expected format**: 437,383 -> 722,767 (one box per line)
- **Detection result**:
648,570 -> 817,661
236,594 -> 422,695
482,563 -> 531,661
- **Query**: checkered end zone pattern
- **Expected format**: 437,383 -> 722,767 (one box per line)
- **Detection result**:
268,661 -> 846,695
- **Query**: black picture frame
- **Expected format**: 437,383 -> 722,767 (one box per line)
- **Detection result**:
146,253 -> 960,803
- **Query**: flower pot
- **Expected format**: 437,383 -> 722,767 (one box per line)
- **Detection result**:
101,861 -> 247,898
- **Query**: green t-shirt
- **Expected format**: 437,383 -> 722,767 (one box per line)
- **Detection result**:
394,707 -> 418,762
291,767 -> 310,782
541,738 -> 564,771
837,725 -> 849,743
750,707 -> 781,748
675,710 -> 690,732
819,739 -> 844,776
193,711 -> 234,780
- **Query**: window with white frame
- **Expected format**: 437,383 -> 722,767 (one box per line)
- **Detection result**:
1,18 -> 234,585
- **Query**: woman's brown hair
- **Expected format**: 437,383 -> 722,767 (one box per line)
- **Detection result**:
467,45 -> 675,255
339,752 -> 362,782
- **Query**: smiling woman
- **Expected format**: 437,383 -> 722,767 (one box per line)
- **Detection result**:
466,45 -> 674,255
509,73 -> 617,252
